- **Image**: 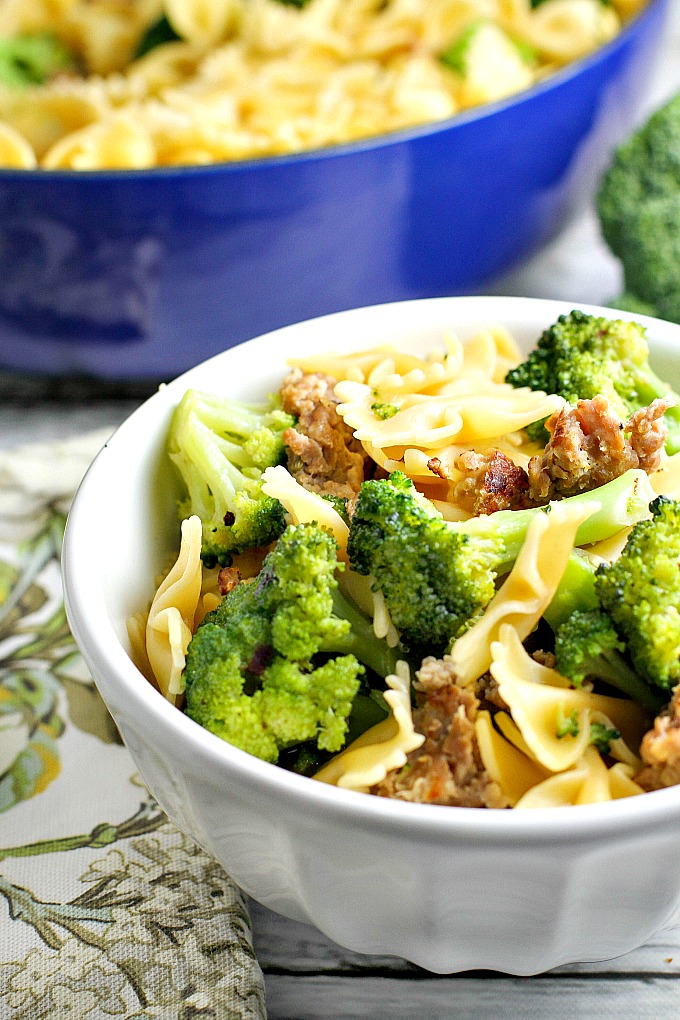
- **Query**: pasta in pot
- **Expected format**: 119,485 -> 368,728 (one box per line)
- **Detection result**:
0,0 -> 646,169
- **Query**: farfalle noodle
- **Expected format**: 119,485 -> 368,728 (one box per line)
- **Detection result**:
262,463 -> 350,557
314,661 -> 424,792
335,379 -> 564,449
475,709 -> 549,806
514,748 -> 644,808
0,121 -> 36,167
450,500 -> 599,684
145,514 -> 203,705
489,625 -> 648,772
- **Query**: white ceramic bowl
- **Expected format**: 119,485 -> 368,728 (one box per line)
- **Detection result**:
63,296 -> 680,975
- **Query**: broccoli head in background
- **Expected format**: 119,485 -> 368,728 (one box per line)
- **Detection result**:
167,389 -> 295,565
0,32 -> 74,87
597,90 -> 680,325
505,310 -> 680,450
184,521 -> 399,764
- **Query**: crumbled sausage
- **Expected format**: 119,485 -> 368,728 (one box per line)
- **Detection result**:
527,395 -> 673,502
452,449 -> 532,514
218,565 -> 241,595
626,396 -> 676,473
374,657 -> 508,808
636,686 -> 680,791
279,369 -> 368,499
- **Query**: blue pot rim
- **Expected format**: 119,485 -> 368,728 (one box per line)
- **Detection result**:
0,0 -> 667,182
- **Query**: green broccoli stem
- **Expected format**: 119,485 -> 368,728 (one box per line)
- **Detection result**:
320,587 -> 402,680
543,551 -> 599,632
547,556 -> 664,712
189,394 -> 273,445
581,649 -> 664,714
345,693 -> 390,744
454,469 -> 655,573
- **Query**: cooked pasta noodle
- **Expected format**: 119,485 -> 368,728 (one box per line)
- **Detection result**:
314,660 -> 424,791
449,500 -> 599,685
43,111 -> 157,169
513,748 -> 644,808
651,451 -> 680,500
261,462 -> 350,560
0,0 -> 644,168
489,625 -> 648,772
144,513 -> 203,705
0,118 -> 35,166
334,378 -> 564,450
325,331 -> 561,471
475,709 -> 550,806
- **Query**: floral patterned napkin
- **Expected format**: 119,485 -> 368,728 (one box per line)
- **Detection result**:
0,430 -> 266,1019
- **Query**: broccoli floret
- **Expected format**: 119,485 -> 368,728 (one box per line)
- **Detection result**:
347,468 -> 654,659
348,471 -> 497,658
554,608 -> 662,712
371,401 -> 399,421
551,496 -> 680,711
320,493 -> 350,526
597,91 -> 680,325
555,707 -> 580,739
596,496 -> 680,691
589,722 -> 621,756
0,32 -> 74,87
543,549 -> 599,631
167,389 -> 295,565
184,522 -> 398,763
505,309 -> 680,450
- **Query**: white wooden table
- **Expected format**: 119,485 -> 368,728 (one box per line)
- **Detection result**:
2,8 -> 680,1016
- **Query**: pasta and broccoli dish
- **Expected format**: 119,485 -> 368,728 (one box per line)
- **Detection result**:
0,0 -> 648,169
130,309 -> 680,810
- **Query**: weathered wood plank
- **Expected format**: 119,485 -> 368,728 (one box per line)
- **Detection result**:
250,900 -> 680,977
0,401 -> 140,450
263,975 -> 678,1020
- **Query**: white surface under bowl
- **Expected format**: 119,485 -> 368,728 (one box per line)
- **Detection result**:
63,295 -> 680,975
